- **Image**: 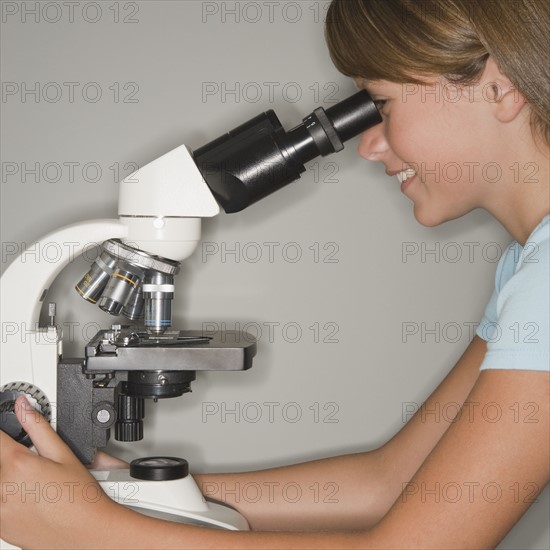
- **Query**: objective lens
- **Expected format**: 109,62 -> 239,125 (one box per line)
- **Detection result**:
98,262 -> 144,316
122,284 -> 144,320
143,272 -> 174,334
75,251 -> 117,304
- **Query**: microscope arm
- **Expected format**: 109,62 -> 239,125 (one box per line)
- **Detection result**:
1,220 -> 128,331
0,220 -> 128,398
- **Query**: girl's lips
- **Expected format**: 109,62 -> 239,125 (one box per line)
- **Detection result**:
395,168 -> 416,193
400,174 -> 416,194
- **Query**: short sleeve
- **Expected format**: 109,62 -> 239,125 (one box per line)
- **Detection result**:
477,223 -> 549,372
476,242 -> 519,342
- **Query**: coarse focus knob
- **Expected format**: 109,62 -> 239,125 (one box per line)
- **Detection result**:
115,393 -> 144,442
115,421 -> 143,442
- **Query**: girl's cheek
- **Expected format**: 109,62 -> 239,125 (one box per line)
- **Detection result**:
385,120 -> 409,159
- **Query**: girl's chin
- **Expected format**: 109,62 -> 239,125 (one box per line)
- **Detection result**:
412,204 -> 448,228
413,202 -> 474,227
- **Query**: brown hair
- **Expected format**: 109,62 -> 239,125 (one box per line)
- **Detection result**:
325,0 -> 550,148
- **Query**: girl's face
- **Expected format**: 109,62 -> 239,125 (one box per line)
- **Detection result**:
355,74 -> 516,227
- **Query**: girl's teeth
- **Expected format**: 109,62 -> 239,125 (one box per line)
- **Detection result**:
396,168 -> 416,183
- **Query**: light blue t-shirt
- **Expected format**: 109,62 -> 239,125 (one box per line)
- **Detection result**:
477,214 -> 549,372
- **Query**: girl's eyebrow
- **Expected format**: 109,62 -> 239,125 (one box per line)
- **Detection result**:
358,79 -> 387,93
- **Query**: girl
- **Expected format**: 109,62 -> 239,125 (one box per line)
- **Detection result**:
1,1 -> 548,548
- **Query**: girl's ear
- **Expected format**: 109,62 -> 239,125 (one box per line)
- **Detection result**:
483,56 -> 526,123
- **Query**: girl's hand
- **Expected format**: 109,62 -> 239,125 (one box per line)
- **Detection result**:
88,451 -> 130,470
0,396 -> 124,549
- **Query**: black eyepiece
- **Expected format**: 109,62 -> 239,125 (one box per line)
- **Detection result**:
193,90 -> 382,213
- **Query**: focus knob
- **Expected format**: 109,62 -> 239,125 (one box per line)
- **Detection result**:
0,383 -> 52,447
115,393 -> 144,442
115,420 -> 143,442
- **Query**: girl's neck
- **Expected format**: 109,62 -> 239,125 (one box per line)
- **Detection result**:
485,141 -> 549,246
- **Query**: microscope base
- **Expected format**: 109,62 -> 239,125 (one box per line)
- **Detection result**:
93,469 -> 249,531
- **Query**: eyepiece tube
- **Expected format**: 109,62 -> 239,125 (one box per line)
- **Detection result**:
194,90 -> 381,213
326,91 -> 382,143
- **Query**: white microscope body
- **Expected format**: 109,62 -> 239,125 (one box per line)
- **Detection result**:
0,90 -> 381,549
0,145 -> 248,550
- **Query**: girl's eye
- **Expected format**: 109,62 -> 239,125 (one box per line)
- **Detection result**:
374,99 -> 388,114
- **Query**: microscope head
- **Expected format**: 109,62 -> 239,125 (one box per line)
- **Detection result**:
74,89 -> 382,335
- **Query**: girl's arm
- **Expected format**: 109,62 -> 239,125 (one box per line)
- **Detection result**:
193,335 -> 487,532
367,368 -> 550,548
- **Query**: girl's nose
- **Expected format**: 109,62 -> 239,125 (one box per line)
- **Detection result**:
357,124 -> 389,161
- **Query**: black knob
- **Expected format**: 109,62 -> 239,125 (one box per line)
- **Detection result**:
115,393 -> 144,442
115,420 -> 143,442
130,457 -> 189,481
0,391 -> 31,446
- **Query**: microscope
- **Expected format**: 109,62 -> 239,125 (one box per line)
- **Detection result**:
0,91 -> 381,540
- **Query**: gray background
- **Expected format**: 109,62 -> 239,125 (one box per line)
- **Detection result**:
1,1 -> 547,547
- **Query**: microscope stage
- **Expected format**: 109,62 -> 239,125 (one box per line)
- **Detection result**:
84,329 -> 256,372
